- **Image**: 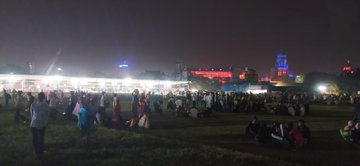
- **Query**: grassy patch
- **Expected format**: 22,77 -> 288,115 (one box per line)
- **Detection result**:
0,97 -> 359,165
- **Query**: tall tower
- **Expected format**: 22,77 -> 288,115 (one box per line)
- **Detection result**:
275,51 -> 289,77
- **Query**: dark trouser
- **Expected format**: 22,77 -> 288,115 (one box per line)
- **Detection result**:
32,127 -> 46,159
14,108 -> 27,122
98,107 -> 106,122
304,104 -> 310,116
5,99 -> 9,107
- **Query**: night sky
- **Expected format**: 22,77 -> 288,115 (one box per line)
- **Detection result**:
1,0 -> 360,76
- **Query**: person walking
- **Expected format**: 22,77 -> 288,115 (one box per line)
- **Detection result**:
30,92 -> 50,159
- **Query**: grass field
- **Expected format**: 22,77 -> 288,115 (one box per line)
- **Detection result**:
1,96 -> 360,166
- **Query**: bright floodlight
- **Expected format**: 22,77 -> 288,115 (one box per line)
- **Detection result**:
119,64 -> 128,68
53,75 -> 63,81
57,68 -> 62,71
124,78 -> 132,86
317,85 -> 327,92
99,79 -> 106,87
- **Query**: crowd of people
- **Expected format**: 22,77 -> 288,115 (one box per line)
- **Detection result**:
1,88 -> 360,160
245,116 -> 311,150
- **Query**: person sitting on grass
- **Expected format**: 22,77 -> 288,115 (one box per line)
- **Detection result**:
354,101 -> 360,124
351,123 -> 360,143
245,116 -> 260,138
255,122 -> 272,144
288,104 -> 296,116
274,104 -> 288,116
176,105 -> 188,117
271,122 -> 283,141
288,122 -> 304,150
297,119 -> 311,145
340,120 -> 355,141
271,122 -> 290,148
189,106 -> 198,118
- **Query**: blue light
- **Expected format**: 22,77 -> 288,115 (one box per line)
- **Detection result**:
119,61 -> 129,68
119,64 -> 128,68
288,73 -> 295,78
276,52 -> 288,70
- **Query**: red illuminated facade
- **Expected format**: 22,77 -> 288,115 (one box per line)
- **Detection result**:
277,69 -> 287,77
188,69 -> 233,84
189,70 -> 232,78
341,60 -> 354,77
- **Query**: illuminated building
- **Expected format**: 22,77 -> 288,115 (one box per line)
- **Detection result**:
0,74 -> 188,94
238,67 -> 258,83
188,68 -> 232,83
275,51 -> 288,77
341,60 -> 354,77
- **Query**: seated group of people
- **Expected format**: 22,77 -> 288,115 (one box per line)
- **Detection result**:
175,105 -> 212,118
246,116 -> 311,149
339,120 -> 360,143
273,103 -> 307,117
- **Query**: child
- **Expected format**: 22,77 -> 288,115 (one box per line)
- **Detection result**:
340,120 -> 355,141
288,122 -> 304,149
78,101 -> 90,143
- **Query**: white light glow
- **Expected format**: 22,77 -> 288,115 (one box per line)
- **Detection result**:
124,78 -> 132,86
53,75 -> 63,81
42,77 -> 53,84
71,79 -> 78,86
6,76 -> 21,83
79,78 -> 88,85
99,80 -> 106,87
246,89 -> 267,94
317,85 -> 327,92
164,81 -> 172,88
111,80 -> 117,86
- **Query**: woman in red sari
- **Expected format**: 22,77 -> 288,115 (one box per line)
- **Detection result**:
112,94 -> 122,127
138,94 -> 150,128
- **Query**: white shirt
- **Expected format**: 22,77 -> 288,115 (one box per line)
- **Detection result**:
190,108 -> 198,118
100,95 -> 105,107
30,101 -> 50,129
175,99 -> 182,108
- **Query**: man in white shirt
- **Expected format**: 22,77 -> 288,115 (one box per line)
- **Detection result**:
98,91 -> 106,123
30,92 -> 50,159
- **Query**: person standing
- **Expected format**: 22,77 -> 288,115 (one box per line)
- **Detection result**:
30,92 -> 50,159
26,92 -> 35,111
112,94 -> 122,127
3,89 -> 11,108
129,89 -> 139,127
77,98 -> 90,143
98,91 -> 107,124
14,91 -> 27,123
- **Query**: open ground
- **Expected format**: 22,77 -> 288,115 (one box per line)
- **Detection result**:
0,96 -> 359,166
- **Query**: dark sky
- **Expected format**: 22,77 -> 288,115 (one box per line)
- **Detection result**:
1,0 -> 360,76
